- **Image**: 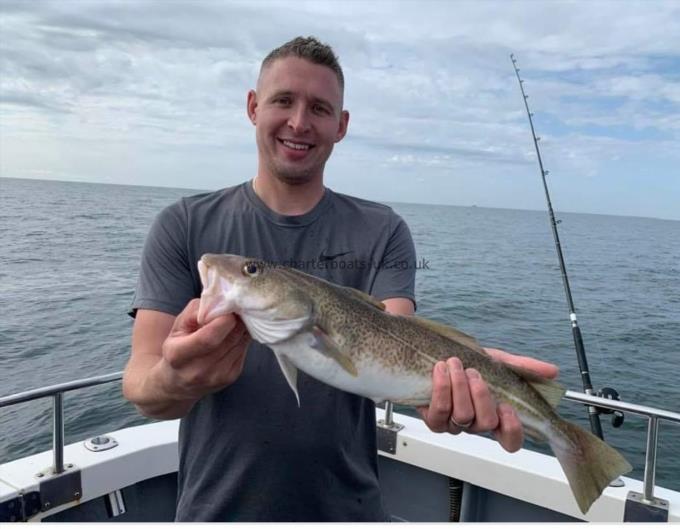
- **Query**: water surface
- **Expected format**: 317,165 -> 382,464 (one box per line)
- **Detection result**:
1,177 -> 678,491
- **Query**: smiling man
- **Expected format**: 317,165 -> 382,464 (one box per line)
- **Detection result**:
249,54 -> 349,188
123,36 -> 557,522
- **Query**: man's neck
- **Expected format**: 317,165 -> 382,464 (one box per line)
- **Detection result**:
252,175 -> 325,216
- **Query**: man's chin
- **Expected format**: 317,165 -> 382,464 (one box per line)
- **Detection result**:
277,175 -> 314,186
272,165 -> 321,186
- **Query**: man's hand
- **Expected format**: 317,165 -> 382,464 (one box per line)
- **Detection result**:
159,299 -> 251,401
123,299 -> 251,419
417,347 -> 559,453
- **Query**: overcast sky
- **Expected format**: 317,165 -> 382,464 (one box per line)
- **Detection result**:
1,0 -> 679,220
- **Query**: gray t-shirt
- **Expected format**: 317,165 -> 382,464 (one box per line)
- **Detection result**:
131,181 -> 416,521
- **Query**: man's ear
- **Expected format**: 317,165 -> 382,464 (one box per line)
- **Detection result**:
247,90 -> 257,125
335,110 -> 350,142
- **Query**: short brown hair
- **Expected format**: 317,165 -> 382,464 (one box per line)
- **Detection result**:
261,36 -> 344,91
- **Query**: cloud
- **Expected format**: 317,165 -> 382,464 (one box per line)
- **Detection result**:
595,75 -> 680,104
1,0 -> 679,219
348,133 -> 532,167
0,90 -> 70,113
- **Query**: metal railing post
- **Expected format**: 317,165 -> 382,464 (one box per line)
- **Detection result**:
376,400 -> 402,454
643,416 -> 659,502
53,392 -> 65,474
384,401 -> 394,427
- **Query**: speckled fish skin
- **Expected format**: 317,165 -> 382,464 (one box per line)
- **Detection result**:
197,253 -> 632,514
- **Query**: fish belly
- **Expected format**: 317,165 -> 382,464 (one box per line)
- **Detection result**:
272,332 -> 432,404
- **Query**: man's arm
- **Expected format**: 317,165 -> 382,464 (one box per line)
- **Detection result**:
123,300 -> 250,420
382,297 -> 558,453
382,297 -> 415,315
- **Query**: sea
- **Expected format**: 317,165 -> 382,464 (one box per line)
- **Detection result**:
1,176 -> 679,491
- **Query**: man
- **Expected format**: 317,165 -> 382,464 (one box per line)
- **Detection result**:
123,36 -> 557,521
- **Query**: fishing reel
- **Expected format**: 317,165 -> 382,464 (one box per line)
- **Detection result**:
596,387 -> 625,428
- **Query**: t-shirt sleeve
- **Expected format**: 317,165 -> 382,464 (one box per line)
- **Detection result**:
370,213 -> 417,310
128,201 -> 197,318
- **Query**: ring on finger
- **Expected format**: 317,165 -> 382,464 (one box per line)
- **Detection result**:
450,417 -> 474,430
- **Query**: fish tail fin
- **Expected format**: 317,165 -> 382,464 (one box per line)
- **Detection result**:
549,420 -> 632,514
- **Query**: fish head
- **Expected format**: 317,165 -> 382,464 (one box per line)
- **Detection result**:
197,254 -> 314,342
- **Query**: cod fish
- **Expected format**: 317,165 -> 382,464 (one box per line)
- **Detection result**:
197,254 -> 631,514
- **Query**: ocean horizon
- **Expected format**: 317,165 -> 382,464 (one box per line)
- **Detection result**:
3,176 -> 678,223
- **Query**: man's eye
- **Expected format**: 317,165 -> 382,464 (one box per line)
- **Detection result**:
313,104 -> 330,114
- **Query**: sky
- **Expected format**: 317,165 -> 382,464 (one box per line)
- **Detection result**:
1,0 -> 679,220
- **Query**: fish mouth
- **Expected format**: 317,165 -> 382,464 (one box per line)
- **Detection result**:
197,258 -> 235,325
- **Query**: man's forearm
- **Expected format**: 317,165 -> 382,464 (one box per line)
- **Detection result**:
131,395 -> 196,420
123,360 -> 198,420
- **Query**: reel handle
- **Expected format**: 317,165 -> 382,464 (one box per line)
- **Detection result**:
597,387 -> 625,428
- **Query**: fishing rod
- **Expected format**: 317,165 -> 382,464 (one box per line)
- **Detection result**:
509,54 -> 624,441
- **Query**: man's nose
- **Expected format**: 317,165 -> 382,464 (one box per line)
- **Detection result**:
287,104 -> 311,133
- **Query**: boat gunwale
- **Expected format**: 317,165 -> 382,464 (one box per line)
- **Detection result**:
1,370 -> 679,514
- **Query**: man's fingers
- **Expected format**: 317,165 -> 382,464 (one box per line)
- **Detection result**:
448,358 -> 474,428
423,361 -> 453,432
216,317 -> 248,351
446,421 -> 463,435
171,299 -> 242,348
484,347 -> 559,379
466,368 -> 499,432
164,310 -> 240,369
492,403 -> 524,452
171,299 -> 202,334
186,313 -> 240,351
213,320 -> 250,367
210,329 -> 251,387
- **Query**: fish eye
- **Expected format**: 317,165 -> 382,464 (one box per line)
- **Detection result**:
243,262 -> 260,277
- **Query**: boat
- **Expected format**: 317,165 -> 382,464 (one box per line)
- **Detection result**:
1,372 -> 678,522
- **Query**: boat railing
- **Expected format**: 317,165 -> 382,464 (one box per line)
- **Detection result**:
562,389 -> 680,503
0,372 -> 124,475
1,372 -> 679,505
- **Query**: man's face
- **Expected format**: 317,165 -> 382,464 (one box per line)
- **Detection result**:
247,56 -> 349,185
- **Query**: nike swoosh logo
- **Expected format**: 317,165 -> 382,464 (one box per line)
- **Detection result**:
319,251 -> 351,262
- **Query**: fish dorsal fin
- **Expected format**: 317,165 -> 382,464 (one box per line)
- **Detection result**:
340,286 -> 386,311
411,316 -> 485,354
311,325 -> 359,377
505,363 -> 566,408
274,353 -> 300,407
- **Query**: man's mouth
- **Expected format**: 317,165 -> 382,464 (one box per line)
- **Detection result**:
279,138 -> 313,151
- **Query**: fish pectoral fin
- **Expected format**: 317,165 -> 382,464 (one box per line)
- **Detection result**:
409,316 -> 486,354
311,325 -> 359,377
339,286 -> 386,311
274,353 -> 300,407
505,363 -> 566,408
